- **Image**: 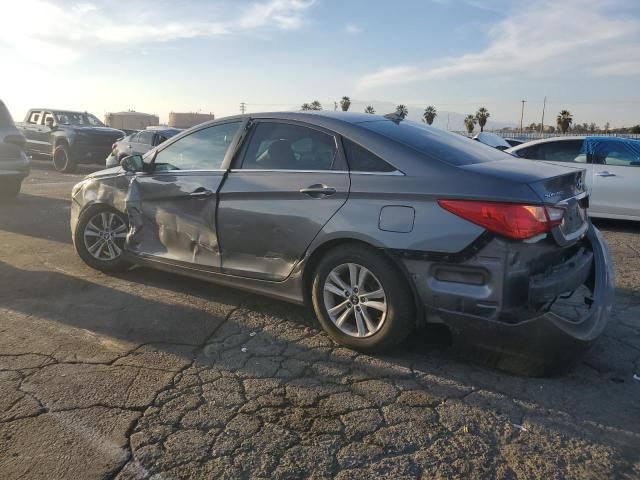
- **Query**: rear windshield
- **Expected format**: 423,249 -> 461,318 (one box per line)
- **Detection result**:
360,119 -> 510,166
0,101 -> 15,128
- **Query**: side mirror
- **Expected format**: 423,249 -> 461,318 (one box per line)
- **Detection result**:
120,154 -> 144,172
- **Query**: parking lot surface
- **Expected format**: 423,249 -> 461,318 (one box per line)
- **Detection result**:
1,162 -> 639,479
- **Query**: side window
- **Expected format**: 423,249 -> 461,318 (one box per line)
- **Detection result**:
153,122 -> 241,171
129,132 -> 140,143
342,138 -> 396,172
241,122 -> 337,170
602,149 -> 640,167
43,112 -> 54,125
138,131 -> 154,145
536,140 -> 586,163
511,145 -> 537,159
28,111 -> 41,124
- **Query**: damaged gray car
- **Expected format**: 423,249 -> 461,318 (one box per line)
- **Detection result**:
70,112 -> 614,374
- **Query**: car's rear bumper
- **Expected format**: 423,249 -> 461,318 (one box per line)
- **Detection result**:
0,153 -> 30,180
402,225 -> 614,370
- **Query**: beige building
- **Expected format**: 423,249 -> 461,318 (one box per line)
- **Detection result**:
169,112 -> 215,129
104,111 -> 159,130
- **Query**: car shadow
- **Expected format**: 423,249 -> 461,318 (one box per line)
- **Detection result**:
592,217 -> 640,234
0,259 -> 638,442
0,193 -> 73,244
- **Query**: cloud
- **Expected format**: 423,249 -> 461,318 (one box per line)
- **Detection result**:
359,0 -> 640,88
345,23 -> 362,35
0,0 -> 315,65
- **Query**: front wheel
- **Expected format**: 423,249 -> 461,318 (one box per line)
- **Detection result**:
311,244 -> 415,352
53,144 -> 76,173
73,204 -> 131,272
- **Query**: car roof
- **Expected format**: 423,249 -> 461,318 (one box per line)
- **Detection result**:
32,108 -> 86,114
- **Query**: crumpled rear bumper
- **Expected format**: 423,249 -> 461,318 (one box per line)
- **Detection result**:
406,225 -> 614,373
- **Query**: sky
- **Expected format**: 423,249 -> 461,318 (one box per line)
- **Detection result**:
1,0 -> 639,129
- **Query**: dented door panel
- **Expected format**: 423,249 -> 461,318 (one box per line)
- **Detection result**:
126,171 -> 225,269
217,171 -> 349,281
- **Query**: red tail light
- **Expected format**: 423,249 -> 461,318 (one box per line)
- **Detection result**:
438,199 -> 565,240
111,143 -> 117,150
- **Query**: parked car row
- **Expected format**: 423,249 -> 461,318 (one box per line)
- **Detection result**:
474,132 -> 640,221
70,111 -> 614,374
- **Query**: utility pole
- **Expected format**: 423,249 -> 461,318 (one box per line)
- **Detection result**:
520,99 -> 526,134
539,96 -> 546,135
240,102 -> 246,114
334,102 -> 338,111
446,114 -> 450,131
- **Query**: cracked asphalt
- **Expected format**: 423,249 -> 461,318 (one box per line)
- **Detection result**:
0,162 -> 638,479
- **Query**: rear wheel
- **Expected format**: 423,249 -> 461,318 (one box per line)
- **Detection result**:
53,144 -> 76,173
311,244 -> 415,352
73,204 -> 130,272
0,178 -> 21,199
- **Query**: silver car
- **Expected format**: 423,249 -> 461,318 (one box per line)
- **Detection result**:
507,136 -> 640,221
71,112 -> 613,374
106,128 -> 182,168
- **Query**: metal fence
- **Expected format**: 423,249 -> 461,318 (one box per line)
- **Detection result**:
456,131 -> 640,140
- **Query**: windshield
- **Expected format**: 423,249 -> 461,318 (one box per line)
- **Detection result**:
54,111 -> 104,127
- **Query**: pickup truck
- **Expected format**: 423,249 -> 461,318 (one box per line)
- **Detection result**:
16,108 -> 124,172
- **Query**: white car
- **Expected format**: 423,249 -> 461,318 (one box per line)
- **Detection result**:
507,136 -> 640,221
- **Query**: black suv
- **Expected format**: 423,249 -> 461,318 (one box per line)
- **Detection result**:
16,108 -> 124,172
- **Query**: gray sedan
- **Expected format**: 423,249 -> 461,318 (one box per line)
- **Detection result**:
70,112 -> 613,374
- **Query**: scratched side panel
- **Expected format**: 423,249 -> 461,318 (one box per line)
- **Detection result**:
127,172 -> 225,270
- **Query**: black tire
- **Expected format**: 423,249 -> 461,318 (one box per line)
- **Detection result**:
311,244 -> 415,352
73,204 -> 131,272
0,179 -> 21,199
52,144 -> 76,173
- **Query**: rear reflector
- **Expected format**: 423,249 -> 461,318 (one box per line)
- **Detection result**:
438,199 -> 565,240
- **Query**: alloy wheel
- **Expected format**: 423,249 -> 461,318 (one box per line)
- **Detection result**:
83,211 -> 127,261
323,262 -> 387,338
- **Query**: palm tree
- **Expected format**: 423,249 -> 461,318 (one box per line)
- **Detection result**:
464,114 -> 476,134
556,110 -> 573,134
340,96 -> 351,112
422,106 -> 437,125
301,103 -> 312,111
364,105 -> 376,114
475,107 -> 490,132
310,100 -> 322,111
395,104 -> 408,119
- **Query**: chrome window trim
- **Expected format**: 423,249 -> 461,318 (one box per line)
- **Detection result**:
228,169 -> 404,176
134,169 -> 227,176
350,170 -> 405,176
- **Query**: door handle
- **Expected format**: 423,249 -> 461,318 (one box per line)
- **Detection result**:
299,184 -> 337,197
189,188 -> 214,198
595,171 -> 616,177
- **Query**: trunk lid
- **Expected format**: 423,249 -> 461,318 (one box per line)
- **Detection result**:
460,157 -> 586,203
460,157 -> 588,244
